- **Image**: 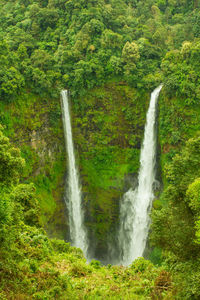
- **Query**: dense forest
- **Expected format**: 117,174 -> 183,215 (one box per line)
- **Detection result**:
1,0 -> 200,298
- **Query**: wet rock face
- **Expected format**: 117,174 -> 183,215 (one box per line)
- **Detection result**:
29,125 -> 61,171
123,173 -> 138,192
28,110 -> 68,240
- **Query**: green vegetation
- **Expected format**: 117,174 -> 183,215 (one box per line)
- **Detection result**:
0,92 -> 67,239
150,36 -> 200,298
1,0 -> 200,298
72,83 -> 148,255
1,0 -> 198,100
151,137 -> 200,299
0,128 -> 173,299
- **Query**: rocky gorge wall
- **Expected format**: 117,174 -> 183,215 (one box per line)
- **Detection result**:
0,93 -> 68,239
0,83 -> 150,257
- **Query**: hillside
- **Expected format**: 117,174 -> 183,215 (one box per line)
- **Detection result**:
1,0 -> 200,298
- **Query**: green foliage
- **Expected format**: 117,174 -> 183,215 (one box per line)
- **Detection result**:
0,127 -> 24,186
0,66 -> 25,98
162,40 -> 200,106
1,0 -> 200,298
186,178 -> 200,213
122,41 -> 140,78
0,129 -> 40,247
1,0 -> 197,98
0,188 -> 13,225
151,137 -> 200,297
51,238 -> 71,253
0,135 -> 173,298
90,259 -> 102,269
130,257 -> 152,273
11,183 -> 40,226
0,91 -> 67,239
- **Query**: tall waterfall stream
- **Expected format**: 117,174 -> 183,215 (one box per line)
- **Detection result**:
61,90 -> 88,258
118,85 -> 162,266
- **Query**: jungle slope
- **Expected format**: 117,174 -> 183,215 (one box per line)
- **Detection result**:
1,0 -> 199,245
1,0 -> 200,298
0,128 -> 174,299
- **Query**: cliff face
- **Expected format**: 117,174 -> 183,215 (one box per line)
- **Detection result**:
5,83 -> 200,260
0,93 -> 68,239
71,83 -> 200,260
71,82 -> 149,259
0,83 -> 150,255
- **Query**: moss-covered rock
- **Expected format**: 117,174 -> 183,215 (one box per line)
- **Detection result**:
71,82 -> 149,258
158,87 -> 200,188
0,92 -> 67,239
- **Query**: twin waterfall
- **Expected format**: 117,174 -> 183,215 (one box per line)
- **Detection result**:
61,90 -> 88,257
61,86 -> 162,265
118,85 -> 162,265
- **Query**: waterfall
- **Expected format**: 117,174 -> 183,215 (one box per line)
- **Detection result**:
118,85 -> 162,266
61,90 -> 88,257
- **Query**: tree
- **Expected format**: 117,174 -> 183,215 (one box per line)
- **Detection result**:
31,49 -> 54,71
151,137 -> 200,259
122,41 -> 140,79
0,127 -> 24,186
122,41 -> 140,63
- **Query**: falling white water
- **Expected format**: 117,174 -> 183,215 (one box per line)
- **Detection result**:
118,85 -> 162,266
61,90 -> 88,257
